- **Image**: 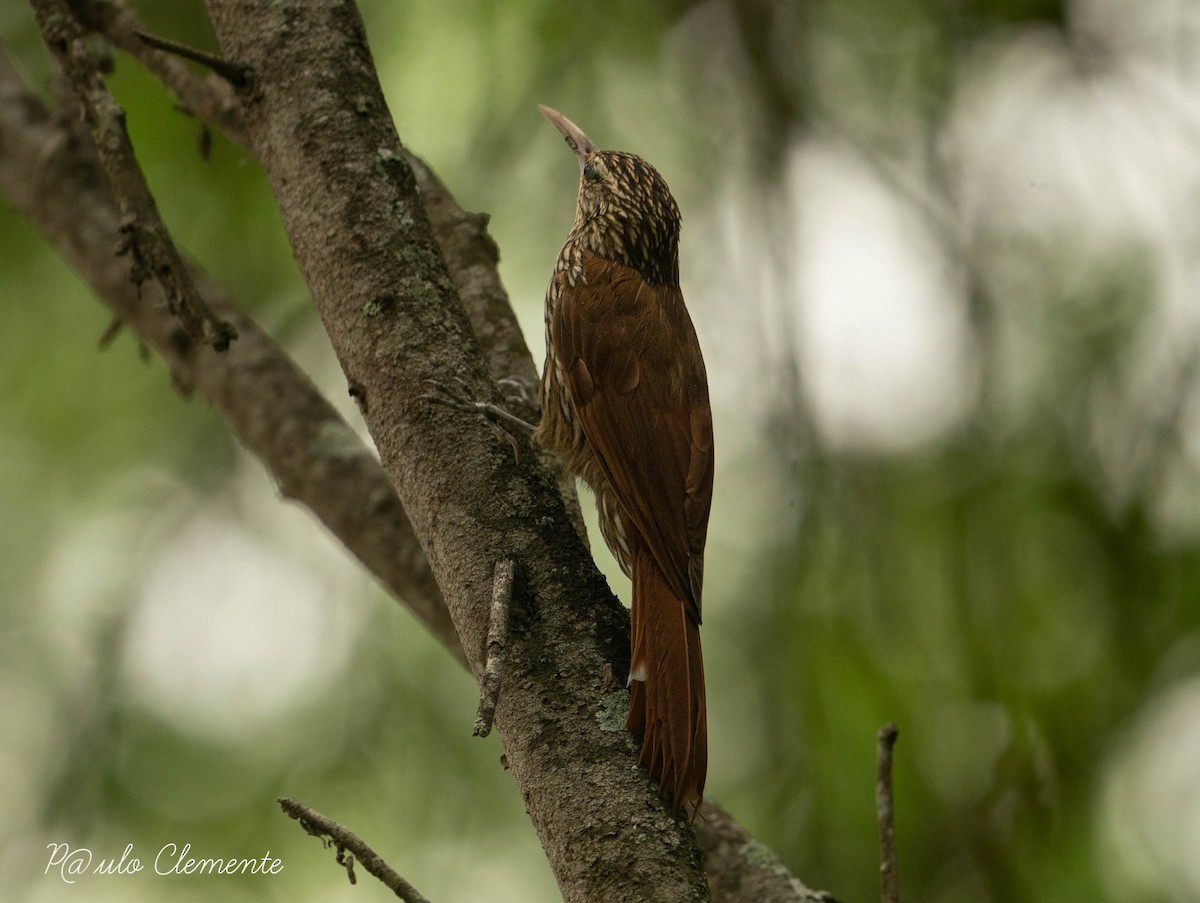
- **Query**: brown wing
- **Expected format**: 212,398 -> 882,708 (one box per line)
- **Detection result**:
552,255 -> 714,622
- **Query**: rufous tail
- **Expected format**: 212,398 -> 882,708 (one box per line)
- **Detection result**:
626,546 -> 707,816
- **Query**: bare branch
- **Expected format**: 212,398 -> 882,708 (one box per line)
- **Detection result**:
5,3 -> 825,895
876,723 -> 900,903
0,48 -> 462,662
202,1 -> 710,898
473,558 -> 515,738
83,0 -> 588,537
278,797 -> 432,903
29,0 -> 236,351
78,0 -> 247,144
698,799 -> 840,903
133,29 -> 249,86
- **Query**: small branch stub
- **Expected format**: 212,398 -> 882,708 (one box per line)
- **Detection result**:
875,722 -> 900,903
277,797 -> 431,903
473,558 -> 515,738
135,29 -> 250,86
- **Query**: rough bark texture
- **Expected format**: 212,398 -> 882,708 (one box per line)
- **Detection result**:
701,801 -> 839,903
202,1 -> 708,900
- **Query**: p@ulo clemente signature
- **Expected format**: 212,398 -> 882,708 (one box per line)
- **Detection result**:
45,842 -> 284,883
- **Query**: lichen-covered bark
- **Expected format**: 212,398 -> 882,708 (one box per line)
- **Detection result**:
202,1 -> 709,899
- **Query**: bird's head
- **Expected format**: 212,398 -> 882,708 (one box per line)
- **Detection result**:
539,105 -> 681,288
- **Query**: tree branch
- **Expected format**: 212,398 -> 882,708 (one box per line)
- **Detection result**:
4,2 -> 828,896
699,799 -> 840,903
278,797 -> 432,903
201,1 -> 709,899
82,0 -> 588,535
133,29 -> 249,87
0,46 -> 461,662
29,0 -> 236,351
876,723 -> 900,903
473,558 -> 515,738
77,0 -> 248,144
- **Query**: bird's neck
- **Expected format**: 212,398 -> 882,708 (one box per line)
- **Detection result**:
566,211 -> 680,289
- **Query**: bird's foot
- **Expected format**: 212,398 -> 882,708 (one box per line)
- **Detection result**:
418,377 -> 535,460
497,374 -> 540,419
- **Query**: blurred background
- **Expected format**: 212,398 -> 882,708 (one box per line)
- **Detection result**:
3,0 -> 1200,900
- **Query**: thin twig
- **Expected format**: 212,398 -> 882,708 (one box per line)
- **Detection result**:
876,723 -> 900,903
135,29 -> 249,86
278,797 -> 432,903
97,314 -> 123,349
30,0 -> 237,352
473,558 -> 515,737
83,0 -> 248,146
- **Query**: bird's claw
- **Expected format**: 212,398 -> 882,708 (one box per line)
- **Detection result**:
418,377 -> 535,462
417,377 -> 489,415
497,375 -> 540,417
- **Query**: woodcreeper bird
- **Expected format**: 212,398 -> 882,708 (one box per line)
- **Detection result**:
535,106 -> 714,815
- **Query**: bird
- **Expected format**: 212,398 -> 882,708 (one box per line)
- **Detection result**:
534,105 -> 714,816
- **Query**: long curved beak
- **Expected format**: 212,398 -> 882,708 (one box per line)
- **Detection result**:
538,105 -> 597,172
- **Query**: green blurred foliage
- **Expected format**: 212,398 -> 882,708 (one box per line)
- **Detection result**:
4,1 -> 1200,902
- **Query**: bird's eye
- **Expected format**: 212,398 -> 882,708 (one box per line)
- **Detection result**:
583,160 -> 601,183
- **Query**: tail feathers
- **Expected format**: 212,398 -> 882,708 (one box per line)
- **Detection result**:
626,549 -> 707,816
